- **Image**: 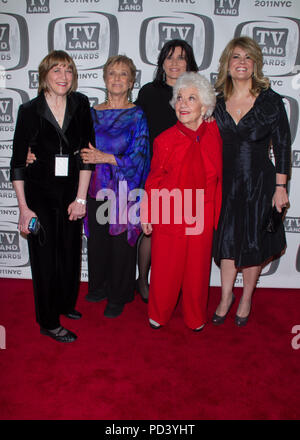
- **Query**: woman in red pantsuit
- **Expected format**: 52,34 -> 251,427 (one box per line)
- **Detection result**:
142,72 -> 222,331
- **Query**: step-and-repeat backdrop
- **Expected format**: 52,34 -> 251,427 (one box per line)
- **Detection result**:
0,0 -> 299,287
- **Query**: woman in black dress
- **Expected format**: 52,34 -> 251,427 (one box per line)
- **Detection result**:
135,39 -> 198,302
213,37 -> 291,327
11,51 -> 95,342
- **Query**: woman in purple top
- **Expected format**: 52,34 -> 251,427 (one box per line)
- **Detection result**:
81,55 -> 150,318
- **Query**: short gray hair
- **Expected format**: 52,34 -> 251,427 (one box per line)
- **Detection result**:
170,72 -> 216,117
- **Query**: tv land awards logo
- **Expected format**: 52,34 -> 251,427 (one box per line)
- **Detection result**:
0,221 -> 30,267
234,17 -> 300,77
158,22 -> 194,50
87,96 -> 100,108
48,12 -> 119,70
0,24 -> 10,51
0,230 -> 20,253
284,217 -> 300,233
28,70 -> 39,89
0,97 -> 13,124
134,70 -> 141,89
253,27 -> 288,57
26,0 -> 50,13
0,89 -> 29,141
214,0 -> 240,16
65,23 -> 100,51
0,157 -> 17,207
81,233 -> 88,274
0,13 -> 29,70
292,150 -> 300,167
118,0 -> 143,11
79,87 -> 106,107
140,13 -> 214,71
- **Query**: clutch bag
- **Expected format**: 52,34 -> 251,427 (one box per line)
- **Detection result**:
265,206 -> 286,233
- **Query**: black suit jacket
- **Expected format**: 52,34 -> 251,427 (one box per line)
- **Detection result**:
10,91 -> 95,188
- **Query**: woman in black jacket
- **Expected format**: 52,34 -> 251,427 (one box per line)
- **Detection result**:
10,50 -> 95,343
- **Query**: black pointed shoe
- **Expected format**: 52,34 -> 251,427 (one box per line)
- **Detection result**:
235,313 -> 250,327
85,289 -> 107,303
40,326 -> 77,343
104,303 -> 124,318
212,294 -> 235,325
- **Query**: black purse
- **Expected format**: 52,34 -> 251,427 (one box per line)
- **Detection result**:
265,206 -> 287,233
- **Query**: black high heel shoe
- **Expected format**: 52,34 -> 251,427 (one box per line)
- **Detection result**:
235,314 -> 250,327
135,278 -> 149,303
40,326 -> 77,343
212,294 -> 235,325
235,300 -> 252,327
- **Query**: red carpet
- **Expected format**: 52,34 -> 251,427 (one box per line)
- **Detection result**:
0,278 -> 299,420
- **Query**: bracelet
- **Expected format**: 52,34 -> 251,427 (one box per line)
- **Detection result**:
76,198 -> 87,205
275,184 -> 287,188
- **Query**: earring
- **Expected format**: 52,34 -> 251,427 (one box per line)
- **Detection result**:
128,89 -> 133,103
163,71 -> 166,82
104,88 -> 108,103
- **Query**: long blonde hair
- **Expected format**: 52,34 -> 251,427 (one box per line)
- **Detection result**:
215,36 -> 269,99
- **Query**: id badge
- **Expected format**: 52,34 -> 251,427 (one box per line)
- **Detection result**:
55,154 -> 69,176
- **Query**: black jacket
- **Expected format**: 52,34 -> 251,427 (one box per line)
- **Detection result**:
10,91 -> 95,187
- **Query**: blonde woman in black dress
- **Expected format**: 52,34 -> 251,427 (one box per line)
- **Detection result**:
213,37 -> 291,327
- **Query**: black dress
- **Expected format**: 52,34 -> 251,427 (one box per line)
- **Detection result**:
214,88 -> 291,268
135,81 -> 177,156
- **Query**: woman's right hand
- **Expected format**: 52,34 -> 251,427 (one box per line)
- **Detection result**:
142,223 -> 152,235
26,147 -> 37,166
18,206 -> 38,235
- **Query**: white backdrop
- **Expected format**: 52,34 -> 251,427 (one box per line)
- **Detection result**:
0,0 -> 299,287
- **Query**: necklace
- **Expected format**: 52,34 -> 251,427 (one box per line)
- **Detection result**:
236,109 -> 242,115
104,100 -> 131,109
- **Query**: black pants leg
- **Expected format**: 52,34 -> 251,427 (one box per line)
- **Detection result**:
28,206 -> 82,330
87,197 -> 110,296
87,198 -> 136,305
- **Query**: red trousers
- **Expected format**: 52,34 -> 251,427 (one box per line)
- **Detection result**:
148,202 -> 214,329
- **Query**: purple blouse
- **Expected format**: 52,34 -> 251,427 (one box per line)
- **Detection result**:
86,105 -> 150,246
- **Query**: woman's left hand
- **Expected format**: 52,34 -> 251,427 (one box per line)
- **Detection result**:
80,142 -> 106,164
68,199 -> 86,221
272,187 -> 289,212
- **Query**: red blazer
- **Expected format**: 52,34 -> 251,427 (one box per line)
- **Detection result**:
142,120 -> 222,233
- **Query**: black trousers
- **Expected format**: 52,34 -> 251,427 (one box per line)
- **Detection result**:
87,197 -> 136,305
26,180 -> 82,330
